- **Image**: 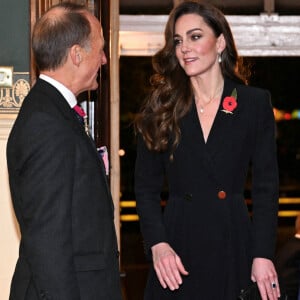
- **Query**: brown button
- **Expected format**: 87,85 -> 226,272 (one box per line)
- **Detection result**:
218,190 -> 226,199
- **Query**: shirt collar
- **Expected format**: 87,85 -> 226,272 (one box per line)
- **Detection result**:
39,74 -> 77,108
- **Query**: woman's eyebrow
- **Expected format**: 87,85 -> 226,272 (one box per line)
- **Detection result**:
174,27 -> 203,38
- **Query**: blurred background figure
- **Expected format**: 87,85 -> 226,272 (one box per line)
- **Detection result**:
275,214 -> 300,300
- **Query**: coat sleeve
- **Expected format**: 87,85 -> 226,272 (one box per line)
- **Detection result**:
11,111 -> 81,299
251,89 -> 279,259
134,134 -> 169,256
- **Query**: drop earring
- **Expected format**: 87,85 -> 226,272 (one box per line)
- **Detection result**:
218,53 -> 222,63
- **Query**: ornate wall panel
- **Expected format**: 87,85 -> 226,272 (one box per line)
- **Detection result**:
0,73 -> 30,114
0,0 -> 30,115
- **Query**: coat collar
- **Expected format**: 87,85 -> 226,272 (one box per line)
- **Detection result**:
203,77 -> 240,157
187,77 -> 242,186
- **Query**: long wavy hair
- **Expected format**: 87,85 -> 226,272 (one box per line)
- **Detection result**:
135,0 -> 247,154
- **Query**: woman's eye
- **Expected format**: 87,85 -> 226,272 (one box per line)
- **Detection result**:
191,34 -> 201,41
174,39 -> 182,46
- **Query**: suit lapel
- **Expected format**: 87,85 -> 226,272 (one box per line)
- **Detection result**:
36,79 -> 111,196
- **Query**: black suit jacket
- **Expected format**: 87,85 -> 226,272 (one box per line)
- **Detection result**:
135,77 -> 279,298
7,79 -> 122,300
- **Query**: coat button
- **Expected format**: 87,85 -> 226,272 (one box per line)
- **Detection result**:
218,190 -> 226,199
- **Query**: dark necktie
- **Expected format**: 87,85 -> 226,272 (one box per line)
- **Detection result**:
73,104 -> 89,135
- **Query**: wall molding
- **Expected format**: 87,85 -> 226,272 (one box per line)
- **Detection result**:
119,14 -> 300,56
0,72 -> 30,114
0,117 -> 15,140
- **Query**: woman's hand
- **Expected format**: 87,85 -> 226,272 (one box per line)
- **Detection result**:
151,242 -> 189,290
251,257 -> 281,300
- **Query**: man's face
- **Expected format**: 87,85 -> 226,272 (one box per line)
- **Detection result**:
78,14 -> 107,93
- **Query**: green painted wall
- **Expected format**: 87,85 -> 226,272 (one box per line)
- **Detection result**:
0,0 -> 29,71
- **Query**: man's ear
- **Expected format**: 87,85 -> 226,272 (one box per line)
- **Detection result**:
70,45 -> 82,67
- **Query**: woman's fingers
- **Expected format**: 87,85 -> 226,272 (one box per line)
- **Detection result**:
152,242 -> 188,290
154,252 -> 181,290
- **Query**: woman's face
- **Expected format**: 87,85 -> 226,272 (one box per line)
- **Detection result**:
174,13 -> 225,78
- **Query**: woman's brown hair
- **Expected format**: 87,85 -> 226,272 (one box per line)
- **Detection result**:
135,0 -> 247,154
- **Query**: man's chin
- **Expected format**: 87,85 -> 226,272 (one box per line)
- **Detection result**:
89,82 -> 99,91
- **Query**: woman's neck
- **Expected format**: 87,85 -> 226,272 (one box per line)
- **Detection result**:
192,75 -> 224,111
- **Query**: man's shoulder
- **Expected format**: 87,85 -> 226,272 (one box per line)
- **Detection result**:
30,78 -> 61,97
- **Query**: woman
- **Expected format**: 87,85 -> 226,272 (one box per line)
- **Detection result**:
134,1 -> 280,299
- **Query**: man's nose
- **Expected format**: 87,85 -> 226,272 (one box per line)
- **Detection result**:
101,52 -> 107,65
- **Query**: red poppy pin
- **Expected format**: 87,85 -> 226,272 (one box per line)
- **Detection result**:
221,88 -> 237,114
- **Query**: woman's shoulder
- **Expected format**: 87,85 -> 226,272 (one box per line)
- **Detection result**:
225,78 -> 270,105
234,79 -> 270,97
224,78 -> 273,117
240,84 -> 270,98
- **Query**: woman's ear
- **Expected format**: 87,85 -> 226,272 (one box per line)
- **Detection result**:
217,33 -> 226,52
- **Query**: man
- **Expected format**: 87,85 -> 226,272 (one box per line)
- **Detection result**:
7,3 -> 122,300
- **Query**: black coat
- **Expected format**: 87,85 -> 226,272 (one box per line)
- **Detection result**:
135,77 -> 279,299
7,79 -> 122,300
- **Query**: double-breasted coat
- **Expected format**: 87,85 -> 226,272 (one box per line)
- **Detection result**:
7,79 -> 122,300
135,77 -> 279,299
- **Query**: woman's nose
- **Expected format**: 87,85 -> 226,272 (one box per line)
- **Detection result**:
180,42 -> 190,54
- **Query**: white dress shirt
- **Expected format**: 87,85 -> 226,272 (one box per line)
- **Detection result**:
39,74 -> 77,109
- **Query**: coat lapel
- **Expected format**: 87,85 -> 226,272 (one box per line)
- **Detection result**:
205,78 -> 239,159
200,78 -> 241,187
